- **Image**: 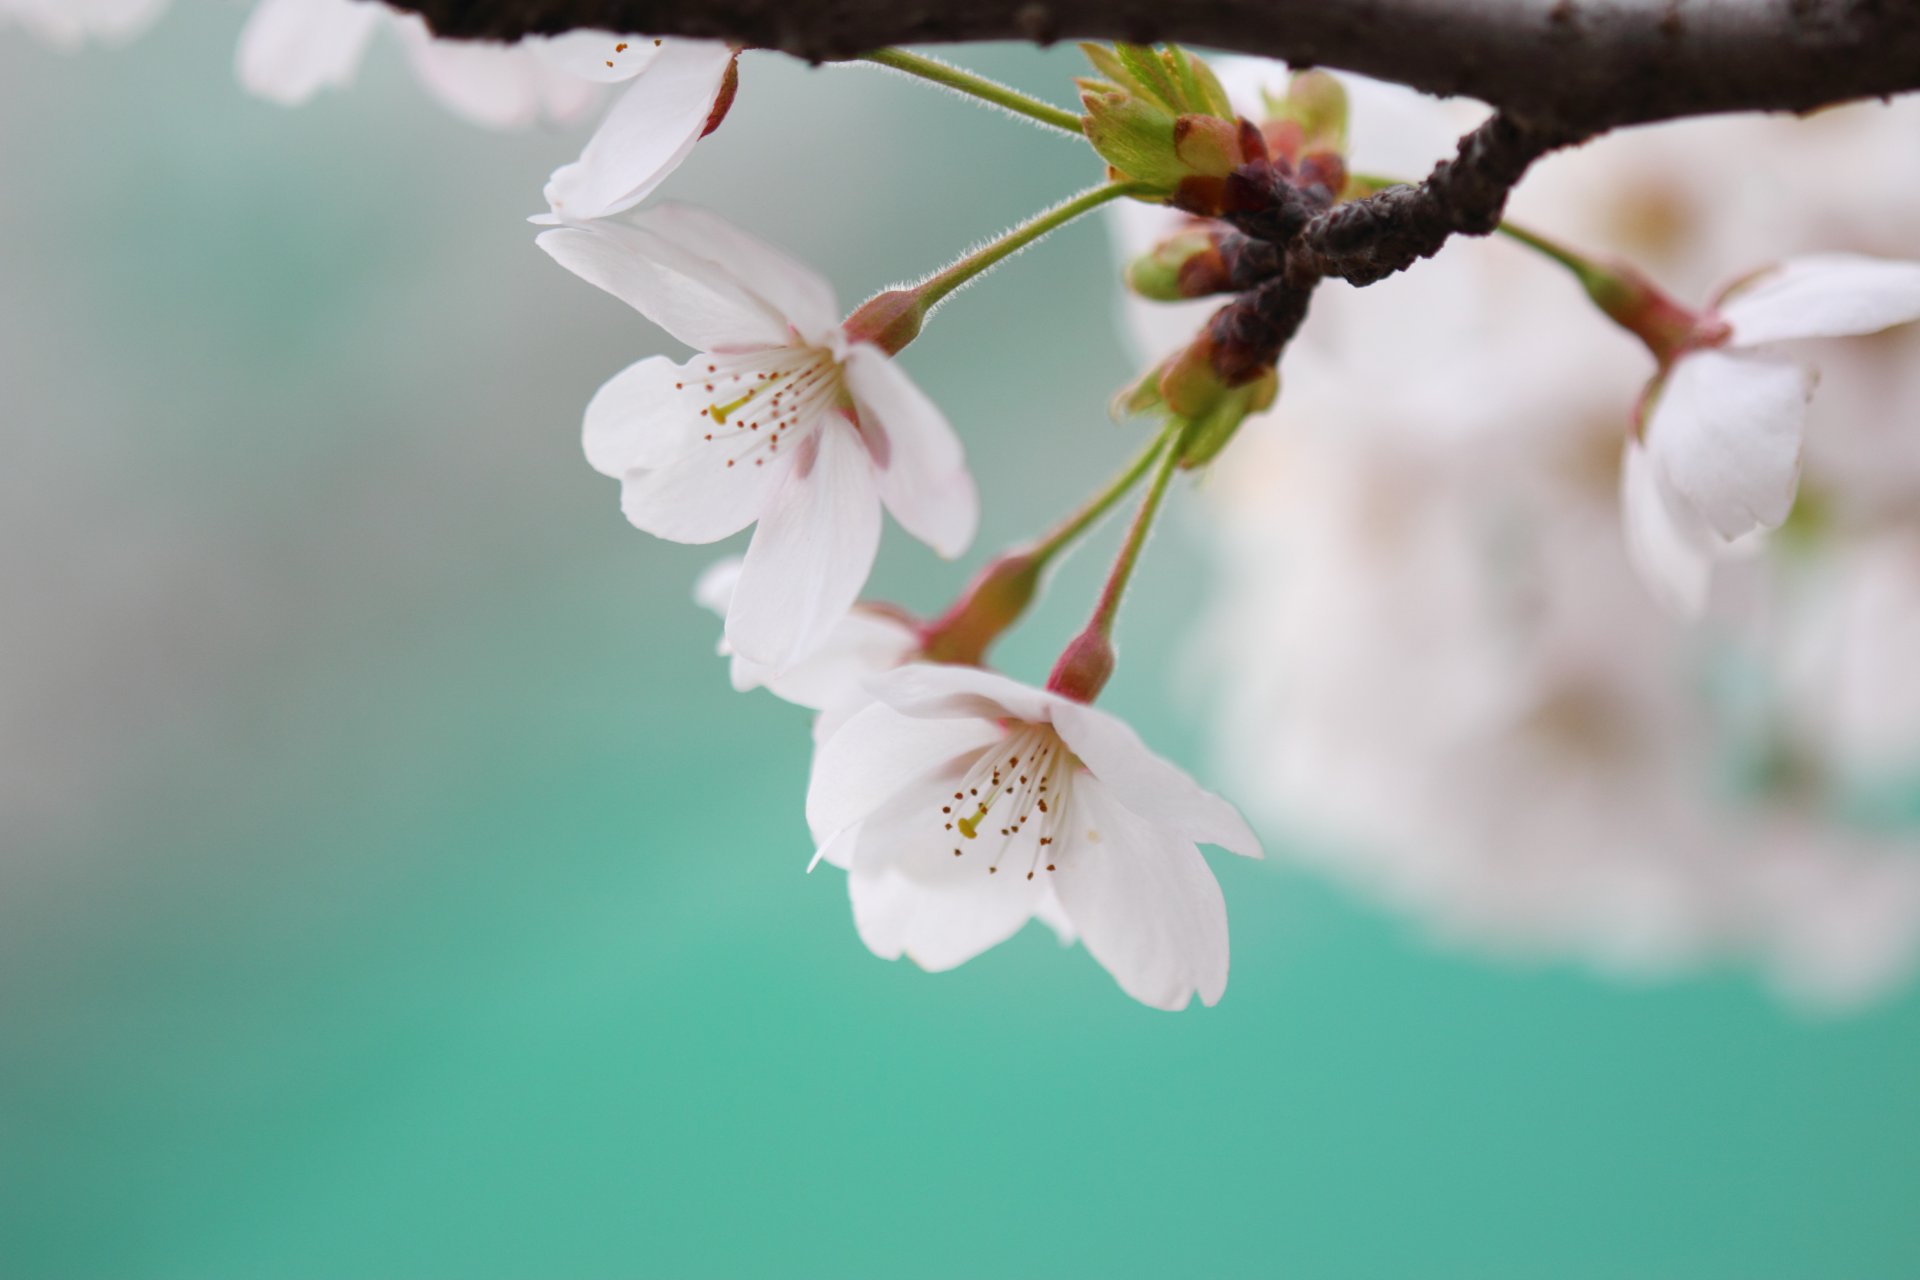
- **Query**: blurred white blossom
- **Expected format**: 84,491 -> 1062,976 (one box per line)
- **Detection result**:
1116,59 -> 1920,1007
1,0 -> 166,48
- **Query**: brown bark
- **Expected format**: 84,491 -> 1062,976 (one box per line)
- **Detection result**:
384,0 -> 1920,132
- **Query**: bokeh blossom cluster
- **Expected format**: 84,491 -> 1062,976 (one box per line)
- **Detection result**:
14,3 -> 1920,1010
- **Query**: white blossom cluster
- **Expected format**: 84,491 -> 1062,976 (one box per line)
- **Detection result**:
15,6 -> 1920,1011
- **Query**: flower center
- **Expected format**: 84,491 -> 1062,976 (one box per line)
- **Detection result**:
674,346 -> 845,474
938,723 -> 1076,879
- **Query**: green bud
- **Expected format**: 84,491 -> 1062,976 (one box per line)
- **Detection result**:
1077,43 -> 1244,198
1179,368 -> 1277,468
1123,227 -> 1219,301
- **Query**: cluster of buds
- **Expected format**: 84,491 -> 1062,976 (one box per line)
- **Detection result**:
1103,63 -> 1355,468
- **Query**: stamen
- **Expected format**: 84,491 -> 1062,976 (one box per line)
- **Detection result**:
939,724 -> 1075,878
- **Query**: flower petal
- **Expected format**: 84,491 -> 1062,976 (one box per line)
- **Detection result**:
617,428 -> 793,546
1645,349 -> 1811,541
806,701 -> 1000,842
628,203 -> 840,343
725,422 -> 883,670
1721,254 -> 1920,347
843,344 -> 978,559
1052,775 -> 1231,1010
537,29 -> 662,84
540,42 -> 735,223
535,219 -> 793,352
1050,700 -> 1263,858
394,18 -> 558,129
583,355 -> 694,478
235,0 -> 380,106
842,752 -> 1051,972
848,863 -> 1044,973
864,663 -> 1061,727
1620,437 -> 1716,619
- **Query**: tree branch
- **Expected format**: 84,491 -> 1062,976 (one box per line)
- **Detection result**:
386,0 -> 1920,132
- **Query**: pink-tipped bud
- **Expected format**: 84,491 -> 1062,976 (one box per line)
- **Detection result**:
842,288 -> 926,356
919,551 -> 1043,667
1046,626 -> 1115,703
1580,261 -> 1728,366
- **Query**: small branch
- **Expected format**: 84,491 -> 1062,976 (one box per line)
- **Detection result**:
384,0 -> 1920,133
1291,114 -> 1572,287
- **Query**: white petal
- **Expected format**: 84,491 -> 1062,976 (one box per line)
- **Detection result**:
849,863 -> 1042,973
582,355 -> 692,478
806,701 -> 1000,842
540,42 -> 735,223
764,610 -> 920,713
618,423 -> 795,546
843,345 -> 978,559
10,0 -> 167,46
394,19 -> 552,129
629,203 -> 840,343
865,663 -> 1061,727
537,29 -> 662,83
1620,438 -> 1716,619
1052,776 -> 1231,1010
1721,254 -> 1920,347
843,753 -> 1051,971
1049,700 -> 1263,858
725,422 -> 883,670
536,221 -> 790,352
692,556 -> 743,616
235,0 -> 379,106
1645,349 -> 1810,540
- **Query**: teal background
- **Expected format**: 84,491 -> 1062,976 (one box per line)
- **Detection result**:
3,11 -> 1918,1277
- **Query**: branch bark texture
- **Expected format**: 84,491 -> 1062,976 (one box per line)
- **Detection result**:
387,0 -> 1920,132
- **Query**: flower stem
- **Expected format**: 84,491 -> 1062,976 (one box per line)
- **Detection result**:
858,49 -> 1084,135
913,182 -> 1150,312
917,426 -> 1174,667
1028,426 -> 1173,569
842,181 -> 1153,354
1086,421 -> 1188,640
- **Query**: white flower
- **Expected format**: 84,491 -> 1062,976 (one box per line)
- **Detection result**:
3,0 -> 166,48
237,0 -> 598,129
806,665 -> 1263,1011
535,34 -> 737,224
1622,254 -> 1920,617
538,204 -> 978,671
693,557 -> 920,739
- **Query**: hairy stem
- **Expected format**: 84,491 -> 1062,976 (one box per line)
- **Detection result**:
857,49 -> 1083,134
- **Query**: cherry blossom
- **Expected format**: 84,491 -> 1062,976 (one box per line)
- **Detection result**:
237,0 -> 597,129
693,557 -> 920,740
807,665 -> 1262,1011
2,0 -> 166,48
1622,254 -> 1920,617
535,35 -> 738,224
539,204 -> 977,671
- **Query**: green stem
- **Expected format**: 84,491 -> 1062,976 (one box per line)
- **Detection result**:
858,48 -> 1085,135
1495,220 -> 1600,280
1027,425 -> 1173,569
914,182 -> 1149,313
1086,422 -> 1188,639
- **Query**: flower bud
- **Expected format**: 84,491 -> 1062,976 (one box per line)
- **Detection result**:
918,550 -> 1043,666
1124,227 -> 1225,301
1046,625 -> 1115,703
1178,367 -> 1277,469
1077,43 -> 1245,199
1259,70 -> 1348,164
841,288 -> 925,355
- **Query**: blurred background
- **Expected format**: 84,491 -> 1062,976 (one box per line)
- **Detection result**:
3,7 -> 1920,1277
